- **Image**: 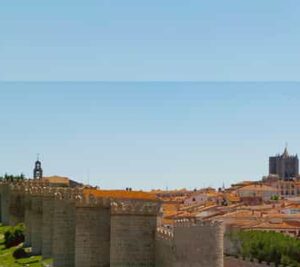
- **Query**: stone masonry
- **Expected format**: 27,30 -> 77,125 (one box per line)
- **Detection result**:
42,189 -> 55,259
0,183 -> 11,225
75,197 -> 111,267
110,199 -> 159,267
52,190 -> 76,267
31,192 -> 43,255
156,219 -> 224,267
0,180 -> 224,267
24,192 -> 32,246
9,184 -> 25,226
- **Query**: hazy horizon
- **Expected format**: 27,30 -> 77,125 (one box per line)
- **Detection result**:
0,81 -> 299,190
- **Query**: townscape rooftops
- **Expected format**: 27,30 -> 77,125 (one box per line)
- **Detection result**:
150,188 -> 188,193
83,188 -> 159,201
238,184 -> 277,192
231,181 -> 256,187
224,193 -> 240,202
251,221 -> 300,230
42,176 -> 69,185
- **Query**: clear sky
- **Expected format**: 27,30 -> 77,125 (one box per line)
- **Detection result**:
1,2 -> 300,189
1,82 -> 300,190
1,0 -> 300,81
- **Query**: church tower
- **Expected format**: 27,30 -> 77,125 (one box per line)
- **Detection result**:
33,155 -> 43,179
269,146 -> 299,180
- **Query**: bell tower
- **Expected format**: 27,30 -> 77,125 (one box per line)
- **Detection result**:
33,154 -> 43,179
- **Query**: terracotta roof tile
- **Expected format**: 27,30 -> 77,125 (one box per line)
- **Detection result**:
83,189 -> 158,201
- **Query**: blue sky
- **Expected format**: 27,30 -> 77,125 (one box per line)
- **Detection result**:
0,82 -> 300,190
1,0 -> 300,80
1,2 -> 300,189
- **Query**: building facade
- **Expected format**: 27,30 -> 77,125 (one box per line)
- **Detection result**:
269,147 -> 298,180
236,184 -> 278,202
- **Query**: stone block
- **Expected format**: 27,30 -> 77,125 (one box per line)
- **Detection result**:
75,206 -> 110,267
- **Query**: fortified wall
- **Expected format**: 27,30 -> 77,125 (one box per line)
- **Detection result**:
156,219 -> 224,267
224,257 -> 279,267
0,180 -> 224,267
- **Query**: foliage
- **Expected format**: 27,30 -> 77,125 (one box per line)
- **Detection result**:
0,224 -> 52,266
0,173 -> 25,182
12,248 -> 28,259
228,230 -> 300,267
271,195 -> 279,201
4,224 -> 25,248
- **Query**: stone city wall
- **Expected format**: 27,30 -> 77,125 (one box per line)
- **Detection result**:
9,184 -> 25,226
75,197 -> 111,267
0,181 -> 224,267
110,199 -> 159,267
224,257 -> 279,267
0,183 -> 11,225
41,188 -> 55,259
52,189 -> 78,267
156,219 -> 224,267
24,192 -> 32,246
31,192 -> 43,255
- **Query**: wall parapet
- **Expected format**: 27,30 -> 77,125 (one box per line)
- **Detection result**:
174,217 -> 223,228
0,180 -> 224,267
111,199 -> 160,216
75,194 -> 110,208
156,227 -> 174,241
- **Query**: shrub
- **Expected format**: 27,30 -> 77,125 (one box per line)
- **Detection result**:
4,223 -> 25,248
229,230 -> 300,267
13,247 -> 28,259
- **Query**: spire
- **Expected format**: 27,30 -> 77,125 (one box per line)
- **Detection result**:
282,143 -> 289,157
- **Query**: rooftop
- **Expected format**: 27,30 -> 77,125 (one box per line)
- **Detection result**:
83,188 -> 159,201
42,176 -> 69,185
238,184 -> 277,192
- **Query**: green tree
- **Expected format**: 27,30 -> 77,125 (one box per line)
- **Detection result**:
229,230 -> 300,267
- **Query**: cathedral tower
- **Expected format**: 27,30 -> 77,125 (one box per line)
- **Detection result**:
269,146 -> 299,180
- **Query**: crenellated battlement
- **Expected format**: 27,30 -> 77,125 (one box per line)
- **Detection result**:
156,227 -> 174,241
0,180 -> 223,267
0,179 -> 48,188
174,217 -> 223,228
75,194 -> 110,208
110,198 -> 161,216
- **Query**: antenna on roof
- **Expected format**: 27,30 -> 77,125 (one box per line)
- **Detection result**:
37,153 -> 40,161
